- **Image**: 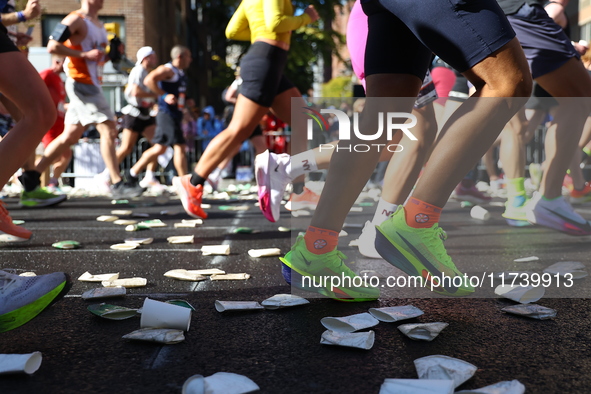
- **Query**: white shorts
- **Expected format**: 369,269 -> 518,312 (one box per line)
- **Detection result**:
64,78 -> 114,126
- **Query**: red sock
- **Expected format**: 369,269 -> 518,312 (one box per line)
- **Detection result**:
304,226 -> 339,254
404,197 -> 442,229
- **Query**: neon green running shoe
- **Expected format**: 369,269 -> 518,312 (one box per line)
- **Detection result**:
279,236 -> 380,302
0,270 -> 71,332
375,206 -> 474,296
502,196 -> 532,227
20,187 -> 67,208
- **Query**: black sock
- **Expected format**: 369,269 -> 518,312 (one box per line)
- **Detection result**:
19,170 -> 41,192
293,182 -> 305,194
190,171 -> 206,186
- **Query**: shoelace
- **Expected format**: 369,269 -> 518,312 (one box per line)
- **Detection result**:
0,273 -> 17,295
424,225 -> 454,267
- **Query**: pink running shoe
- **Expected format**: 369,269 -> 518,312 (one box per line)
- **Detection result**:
452,179 -> 491,205
255,150 -> 291,222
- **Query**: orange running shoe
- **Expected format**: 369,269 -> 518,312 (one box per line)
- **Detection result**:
286,187 -> 320,211
0,202 -> 32,242
570,182 -> 591,205
173,175 -> 208,219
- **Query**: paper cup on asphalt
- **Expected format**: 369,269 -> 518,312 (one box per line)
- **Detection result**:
202,244 -> 230,255
543,261 -> 588,279
320,330 -> 375,350
140,298 -> 192,331
0,352 -> 42,375
321,312 -> 379,333
369,305 -> 424,323
214,301 -> 264,312
380,379 -> 454,394
414,355 -> 477,388
494,284 -> 545,304
470,205 -> 490,221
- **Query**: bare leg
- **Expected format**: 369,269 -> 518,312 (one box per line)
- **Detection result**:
173,144 -> 188,176
36,123 -> 82,175
95,121 -> 122,184
131,143 -> 167,175
116,128 -> 138,164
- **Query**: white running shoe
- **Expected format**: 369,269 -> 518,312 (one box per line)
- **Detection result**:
93,173 -> 112,195
357,221 -> 383,259
525,192 -> 591,236
255,150 -> 291,222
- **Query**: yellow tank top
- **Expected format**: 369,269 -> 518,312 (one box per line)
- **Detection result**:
225,0 -> 312,46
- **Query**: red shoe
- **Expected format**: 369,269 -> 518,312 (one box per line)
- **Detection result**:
0,202 -> 32,242
286,187 -> 320,211
570,182 -> 591,204
173,175 -> 208,219
452,179 -> 491,204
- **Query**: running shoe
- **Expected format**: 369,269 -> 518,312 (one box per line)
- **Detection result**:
375,206 -> 474,296
569,182 -> 591,204
357,221 -> 382,259
255,150 -> 291,222
111,181 -> 145,199
93,172 -> 112,195
0,270 -> 71,333
525,192 -> 591,235
0,202 -> 31,242
452,179 -> 491,205
20,187 -> 67,208
279,235 -> 380,302
528,163 -> 542,189
502,195 -> 532,227
286,187 -> 320,212
173,175 -> 208,219
139,175 -> 166,193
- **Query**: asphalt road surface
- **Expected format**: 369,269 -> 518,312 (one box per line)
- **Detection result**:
2,188 -> 591,393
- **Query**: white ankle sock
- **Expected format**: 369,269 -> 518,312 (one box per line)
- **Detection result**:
290,151 -> 318,179
372,198 -> 398,226
129,168 -> 138,178
144,170 -> 154,178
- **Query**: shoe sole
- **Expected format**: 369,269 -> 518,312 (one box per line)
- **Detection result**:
0,274 -> 72,333
527,209 -> 591,236
19,194 -> 67,208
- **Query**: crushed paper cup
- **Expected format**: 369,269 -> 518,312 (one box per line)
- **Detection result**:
456,379 -> 525,394
514,256 -> 539,263
321,312 -> 380,333
125,224 -> 150,232
164,269 -> 207,281
398,322 -> 448,341
261,294 -> 309,310
183,372 -> 260,394
102,277 -> 147,288
202,245 -> 230,255
183,219 -> 203,225
124,237 -> 153,245
379,379 -> 454,394
215,301 -> 264,312
19,272 -> 36,277
140,298 -> 192,331
81,287 -> 126,300
320,330 -> 375,350
97,215 -> 119,222
233,227 -> 257,234
111,210 -> 132,216
175,221 -> 202,228
494,284 -> 545,304
167,235 -> 195,244
501,304 -> 556,320
189,269 -> 226,276
113,219 -> 137,226
369,305 -> 424,322
110,243 -> 139,250
0,352 -> 42,375
210,273 -> 250,281
122,328 -> 185,344
87,304 -> 139,320
414,355 -> 477,388
470,205 -> 490,221
78,271 -> 119,282
52,240 -> 81,249
248,248 -> 281,257
140,219 -> 167,227
543,261 -> 588,279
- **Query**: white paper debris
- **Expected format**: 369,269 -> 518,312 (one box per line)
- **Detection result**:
543,261 -> 588,279
102,277 -> 147,288
97,215 -> 118,222
124,237 -> 153,245
210,273 -> 250,281
398,322 -> 448,341
261,294 -> 309,310
81,287 -> 126,300
494,285 -> 545,304
113,219 -> 137,226
414,355 -> 477,388
321,312 -> 380,333
369,305 -> 424,322
110,243 -> 139,250
111,210 -> 132,216
501,304 -> 556,320
167,235 -> 195,244
379,379 -> 454,394
163,269 -> 208,281
247,248 -> 281,257
202,245 -> 230,255
200,372 -> 260,394
78,271 -> 119,282
513,256 -> 539,263
18,272 -> 36,277
456,379 -> 526,394
320,330 -> 375,350
122,328 -> 185,344
214,301 -> 264,312
0,352 -> 42,375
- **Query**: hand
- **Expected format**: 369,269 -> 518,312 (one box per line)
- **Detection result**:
574,41 -> 589,56
163,94 -> 177,105
8,31 -> 32,47
304,5 -> 319,23
23,0 -> 41,20
82,48 -> 104,62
